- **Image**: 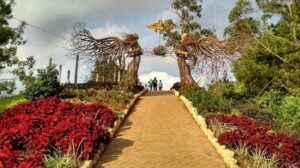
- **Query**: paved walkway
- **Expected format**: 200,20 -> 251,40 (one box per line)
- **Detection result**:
96,91 -> 226,168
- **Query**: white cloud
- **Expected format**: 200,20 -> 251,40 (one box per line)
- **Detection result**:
2,0 -> 237,92
139,71 -> 179,91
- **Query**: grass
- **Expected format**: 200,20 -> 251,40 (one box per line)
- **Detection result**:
44,141 -> 83,168
235,145 -> 279,168
207,119 -> 237,137
44,151 -> 80,168
0,94 -> 27,113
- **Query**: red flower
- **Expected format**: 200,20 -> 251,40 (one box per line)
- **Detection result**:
0,96 -> 116,167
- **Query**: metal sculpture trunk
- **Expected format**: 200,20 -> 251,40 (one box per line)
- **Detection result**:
124,55 -> 141,90
177,55 -> 198,88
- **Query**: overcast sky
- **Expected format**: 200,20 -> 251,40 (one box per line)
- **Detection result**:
4,0 -> 237,90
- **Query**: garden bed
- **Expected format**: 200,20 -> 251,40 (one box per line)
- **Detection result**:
0,96 -> 115,167
174,90 -> 239,168
174,90 -> 300,168
0,89 -> 147,168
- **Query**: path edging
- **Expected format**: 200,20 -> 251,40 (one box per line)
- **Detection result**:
80,89 -> 148,168
173,90 -> 239,168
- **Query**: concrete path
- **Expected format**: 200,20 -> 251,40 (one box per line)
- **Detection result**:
96,91 -> 226,168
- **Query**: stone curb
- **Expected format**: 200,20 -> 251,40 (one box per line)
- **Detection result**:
80,89 -> 148,168
173,90 -> 239,168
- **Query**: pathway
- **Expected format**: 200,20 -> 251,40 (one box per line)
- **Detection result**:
96,91 -> 226,168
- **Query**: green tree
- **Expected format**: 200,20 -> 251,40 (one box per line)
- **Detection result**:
0,0 -> 25,95
163,0 -> 213,47
12,56 -> 36,87
24,65 -> 61,100
224,0 -> 260,53
0,0 -> 25,70
229,0 -> 300,96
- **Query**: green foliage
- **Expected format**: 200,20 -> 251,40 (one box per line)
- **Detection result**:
24,65 -> 61,100
209,80 -> 249,101
230,0 -> 300,97
0,0 -> 25,70
44,149 -> 81,168
256,90 -> 285,112
254,90 -> 300,139
235,145 -> 279,168
90,60 -> 123,83
162,0 -> 207,47
235,102 -> 275,126
0,80 -> 16,96
228,0 -> 254,22
183,88 -> 232,115
273,95 -> 300,140
0,94 -> 26,113
12,56 -> 36,87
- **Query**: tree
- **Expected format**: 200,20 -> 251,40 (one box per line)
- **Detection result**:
24,65 -> 61,100
0,0 -> 25,70
12,56 -> 36,87
224,0 -> 260,53
161,0 -> 233,88
0,0 -> 25,95
229,0 -> 300,96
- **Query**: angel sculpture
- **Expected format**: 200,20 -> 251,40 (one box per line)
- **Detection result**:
175,33 -> 234,88
71,28 -> 142,90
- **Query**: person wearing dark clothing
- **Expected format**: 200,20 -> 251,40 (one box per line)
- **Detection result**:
152,77 -> 158,91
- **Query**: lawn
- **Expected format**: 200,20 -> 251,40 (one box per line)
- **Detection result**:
0,94 -> 27,113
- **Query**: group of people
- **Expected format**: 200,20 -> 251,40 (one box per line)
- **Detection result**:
146,77 -> 163,91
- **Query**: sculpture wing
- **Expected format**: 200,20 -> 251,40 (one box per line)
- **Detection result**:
184,37 -> 235,78
185,37 -> 227,60
71,29 -> 137,63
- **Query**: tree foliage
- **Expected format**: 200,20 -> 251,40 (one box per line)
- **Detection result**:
228,0 -> 300,96
12,56 -> 36,87
0,0 -> 25,70
162,0 -> 213,47
24,65 -> 61,100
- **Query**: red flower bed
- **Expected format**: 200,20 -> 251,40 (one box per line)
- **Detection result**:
206,114 -> 300,167
0,97 -> 116,168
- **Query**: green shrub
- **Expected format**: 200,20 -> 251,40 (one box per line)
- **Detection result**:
209,81 -> 250,101
256,90 -> 285,113
273,96 -> 300,140
183,88 -> 232,115
24,65 -> 61,100
235,103 -> 275,126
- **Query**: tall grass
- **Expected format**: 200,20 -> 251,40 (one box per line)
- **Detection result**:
235,145 -> 279,168
44,141 -> 84,168
207,119 -> 237,137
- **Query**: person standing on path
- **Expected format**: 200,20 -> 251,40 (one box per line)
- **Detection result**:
148,79 -> 153,91
152,77 -> 158,91
159,80 -> 163,91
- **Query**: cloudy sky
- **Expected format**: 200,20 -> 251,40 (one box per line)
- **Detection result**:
6,0 -> 237,90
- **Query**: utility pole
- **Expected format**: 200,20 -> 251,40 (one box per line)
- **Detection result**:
67,70 -> 70,83
48,57 -> 53,68
74,55 -> 79,86
59,65 -> 62,83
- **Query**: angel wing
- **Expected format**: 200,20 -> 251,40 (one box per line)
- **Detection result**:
71,29 -> 141,63
184,37 -> 236,79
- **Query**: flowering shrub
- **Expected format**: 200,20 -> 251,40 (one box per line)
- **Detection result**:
206,114 -> 300,167
0,97 -> 116,167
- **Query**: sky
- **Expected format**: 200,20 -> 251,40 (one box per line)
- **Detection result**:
4,0 -> 237,91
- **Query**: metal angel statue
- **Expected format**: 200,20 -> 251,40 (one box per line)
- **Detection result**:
71,26 -> 142,90
175,33 -> 235,88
